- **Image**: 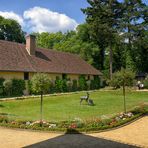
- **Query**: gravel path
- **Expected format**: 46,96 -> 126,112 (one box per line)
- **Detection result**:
0,116 -> 147,148
90,116 -> 148,148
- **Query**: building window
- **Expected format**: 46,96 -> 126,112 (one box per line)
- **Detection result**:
62,74 -> 67,80
88,75 -> 90,80
24,72 -> 29,80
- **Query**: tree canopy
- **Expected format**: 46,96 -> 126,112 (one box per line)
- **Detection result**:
0,16 -> 25,43
31,73 -> 50,94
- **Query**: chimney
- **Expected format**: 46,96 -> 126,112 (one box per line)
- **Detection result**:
26,35 -> 36,55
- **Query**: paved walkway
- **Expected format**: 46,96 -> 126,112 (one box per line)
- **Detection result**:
0,116 -> 147,148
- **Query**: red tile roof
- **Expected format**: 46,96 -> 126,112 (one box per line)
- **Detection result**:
0,40 -> 102,75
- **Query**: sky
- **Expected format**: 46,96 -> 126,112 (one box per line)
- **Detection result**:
0,0 -> 147,33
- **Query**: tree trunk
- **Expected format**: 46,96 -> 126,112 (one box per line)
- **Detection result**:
109,46 -> 113,80
40,91 -> 43,126
123,82 -> 126,113
100,48 -> 105,70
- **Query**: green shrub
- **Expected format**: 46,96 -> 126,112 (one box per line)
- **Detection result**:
90,76 -> 100,90
94,76 -> 101,89
0,78 -> 5,95
72,80 -> 78,91
143,76 -> 148,89
62,79 -> 68,92
132,105 -> 147,114
67,80 -> 72,92
28,80 -> 33,94
49,81 -> 56,94
3,79 -> 13,96
78,75 -> 87,90
55,79 -> 63,92
55,79 -> 68,93
11,79 -> 25,96
0,78 -> 5,86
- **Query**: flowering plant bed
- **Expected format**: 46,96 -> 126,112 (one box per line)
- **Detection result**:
0,104 -> 147,133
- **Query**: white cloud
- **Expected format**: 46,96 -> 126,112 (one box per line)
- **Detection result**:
23,7 -> 78,33
0,7 -> 78,33
0,11 -> 24,26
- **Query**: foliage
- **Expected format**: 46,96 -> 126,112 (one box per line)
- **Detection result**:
0,77 -> 5,86
54,79 -> 68,93
35,32 -> 65,49
90,76 -> 100,90
82,0 -> 122,71
1,79 -> 25,96
62,80 -> 68,92
31,73 -> 50,94
11,79 -> 25,96
78,75 -> 87,90
119,0 -> 147,72
143,76 -> 148,89
72,80 -> 78,92
110,69 -> 135,89
0,78 -> 5,95
55,79 -> 63,93
3,79 -> 12,96
94,76 -> 101,89
0,16 -> 25,43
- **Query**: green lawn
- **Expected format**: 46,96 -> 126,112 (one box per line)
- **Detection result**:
0,90 -> 147,122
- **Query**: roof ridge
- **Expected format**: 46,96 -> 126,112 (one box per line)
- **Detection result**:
0,39 -> 25,46
37,47 -> 79,57
0,39 -> 78,57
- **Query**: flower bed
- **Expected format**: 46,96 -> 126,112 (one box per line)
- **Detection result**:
0,104 -> 147,133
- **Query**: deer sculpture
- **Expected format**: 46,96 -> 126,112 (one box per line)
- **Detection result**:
80,92 -> 94,105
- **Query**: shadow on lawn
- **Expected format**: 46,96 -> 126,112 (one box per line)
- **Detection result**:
25,129 -> 137,148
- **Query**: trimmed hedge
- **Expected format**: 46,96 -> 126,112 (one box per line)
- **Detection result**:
0,78 -> 5,96
0,75 -> 101,97
78,75 -> 87,90
11,79 -> 25,96
90,76 -> 100,90
1,79 -> 25,97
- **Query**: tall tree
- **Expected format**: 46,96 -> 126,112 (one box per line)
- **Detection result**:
0,16 -> 25,43
81,0 -> 123,79
119,0 -> 147,72
82,0 -> 122,78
